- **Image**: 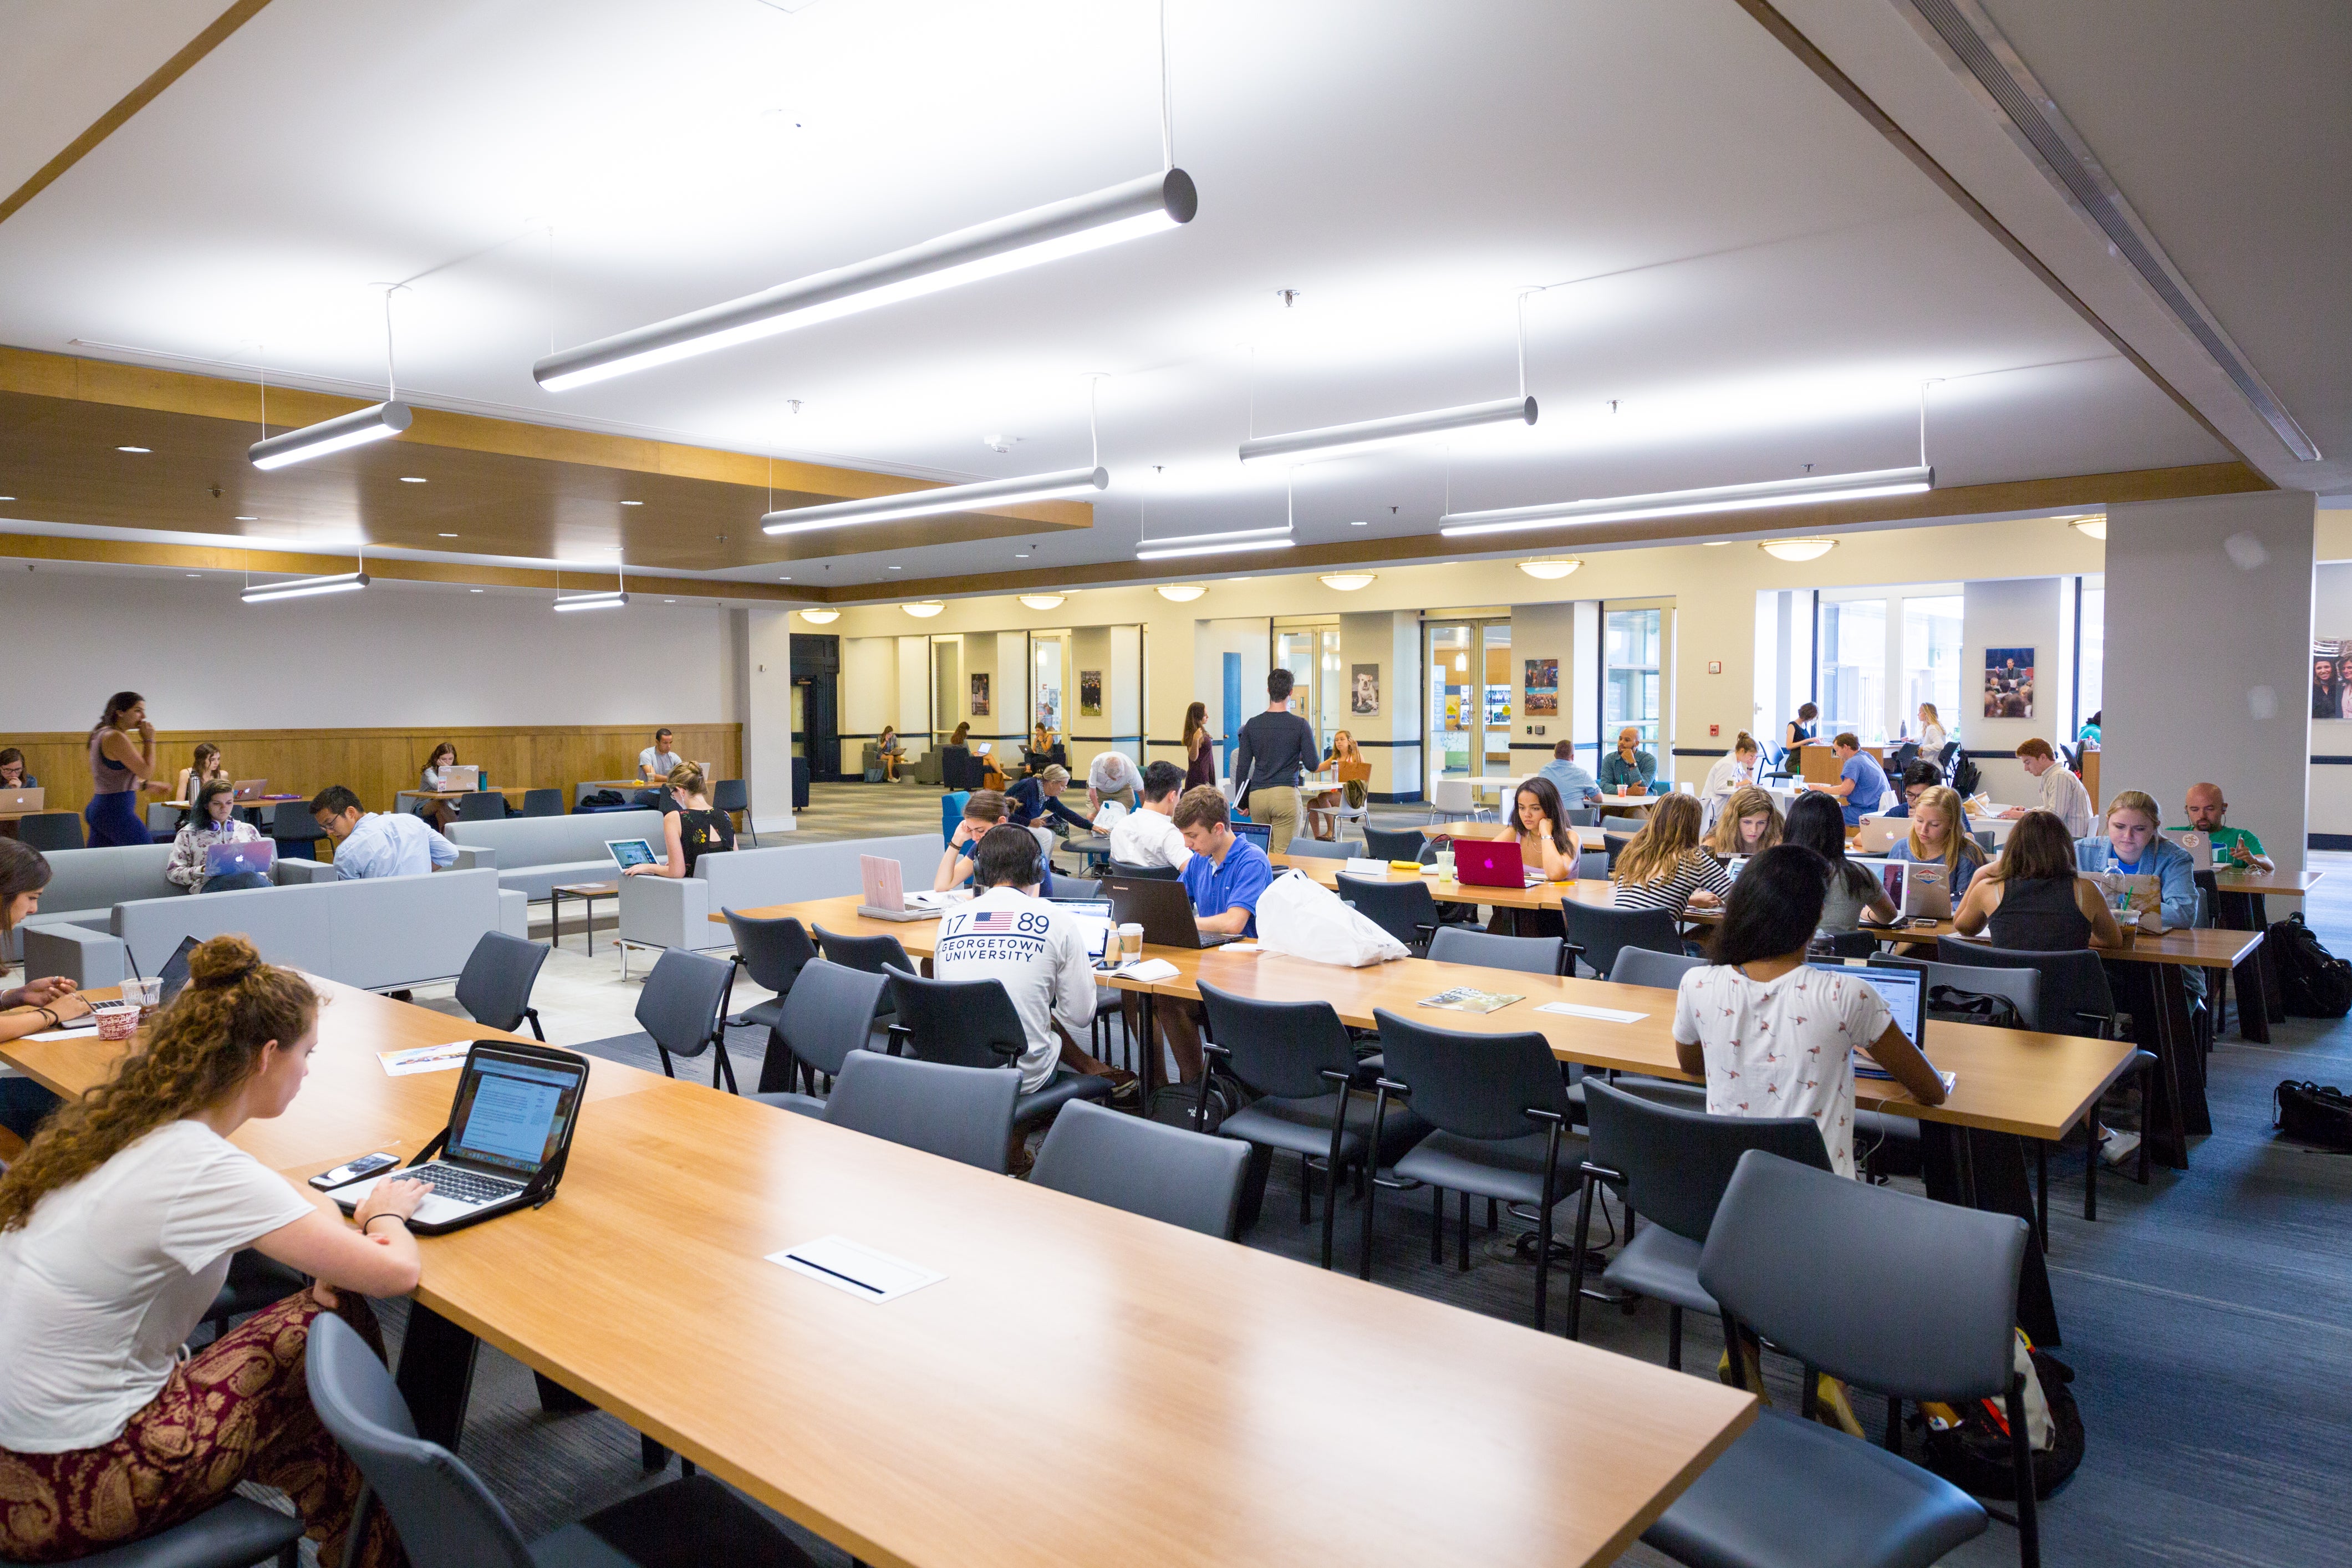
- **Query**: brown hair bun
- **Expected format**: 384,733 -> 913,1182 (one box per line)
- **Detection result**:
186,934 -> 263,988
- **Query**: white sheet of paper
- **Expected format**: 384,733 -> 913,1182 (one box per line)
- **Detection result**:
1536,1001 -> 1651,1025
1114,957 -> 1180,982
379,1041 -> 476,1076
24,1017 -> 101,1041
1219,943 -> 1261,954
769,1236 -> 944,1302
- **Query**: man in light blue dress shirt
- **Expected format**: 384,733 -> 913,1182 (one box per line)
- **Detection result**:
309,785 -> 459,878
1536,740 -> 1601,806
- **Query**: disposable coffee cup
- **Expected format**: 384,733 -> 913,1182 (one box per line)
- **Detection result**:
1118,923 -> 1144,961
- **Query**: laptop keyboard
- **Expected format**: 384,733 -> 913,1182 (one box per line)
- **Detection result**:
410,1163 -> 526,1204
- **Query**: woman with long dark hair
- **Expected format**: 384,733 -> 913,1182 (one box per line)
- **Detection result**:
0,841 -> 89,1145
1182,701 -> 1216,791
1781,790 -> 1896,931
1489,775 -> 1579,881
85,691 -> 163,847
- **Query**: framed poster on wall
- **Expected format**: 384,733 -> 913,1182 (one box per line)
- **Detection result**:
1982,647 -> 2033,719
1351,664 -> 1380,715
970,673 -> 990,716
2315,639 -> 2352,719
1525,658 -> 1559,716
1080,669 -> 1103,716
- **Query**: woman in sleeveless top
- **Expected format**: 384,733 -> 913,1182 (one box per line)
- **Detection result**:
1182,701 -> 1217,791
622,762 -> 735,879
1953,809 -> 2121,949
84,691 -> 161,847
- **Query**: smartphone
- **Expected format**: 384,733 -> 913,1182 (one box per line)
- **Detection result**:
310,1152 -> 400,1190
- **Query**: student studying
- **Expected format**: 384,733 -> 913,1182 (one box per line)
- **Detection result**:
309,786 -> 458,878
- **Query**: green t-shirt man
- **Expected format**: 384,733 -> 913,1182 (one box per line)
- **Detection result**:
2166,822 -> 2266,868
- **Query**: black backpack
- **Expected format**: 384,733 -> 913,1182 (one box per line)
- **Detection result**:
2270,912 -> 2352,1018
2274,1081 -> 2352,1150
1913,1341 -> 2085,1501
1948,748 -> 1981,798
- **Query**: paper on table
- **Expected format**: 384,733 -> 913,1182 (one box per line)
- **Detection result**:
1536,1001 -> 1650,1024
1219,943 -> 1261,954
1114,957 -> 1180,982
379,1041 -> 475,1076
769,1236 -> 944,1302
24,1015 -> 102,1041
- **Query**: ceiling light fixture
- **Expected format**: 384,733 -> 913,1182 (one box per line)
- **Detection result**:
2069,515 -> 2107,541
537,170 -> 1195,391
1318,572 -> 1376,591
1019,593 -> 1068,610
1440,465 -> 1932,539
251,287 -> 414,471
117,446 -> 151,454
1758,537 -> 1838,562
1516,558 -> 1582,580
234,514 -> 257,521
1136,528 -> 1296,562
796,607 -> 841,624
1348,519 -> 1368,527
243,570 -> 367,604
438,532 -> 459,537
764,466 -> 1107,534
902,602 -> 945,618
554,554 -> 627,612
470,588 -> 484,593
1154,584 -> 1207,602
620,499 -> 644,506
398,475 -> 427,483
1240,396 -> 1535,466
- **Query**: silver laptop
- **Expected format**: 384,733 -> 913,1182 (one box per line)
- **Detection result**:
0,787 -> 41,813
605,838 -> 658,871
333,1043 -> 589,1234
2165,830 -> 2215,871
1853,816 -> 1903,853
442,764 -> 481,791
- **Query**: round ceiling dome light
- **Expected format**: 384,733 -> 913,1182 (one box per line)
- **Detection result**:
796,607 -> 839,624
1759,537 -> 1837,562
902,602 -> 945,618
2068,515 -> 2107,541
1154,584 -> 1207,603
1019,593 -> 1068,610
1516,558 -> 1583,581
1319,572 -> 1376,592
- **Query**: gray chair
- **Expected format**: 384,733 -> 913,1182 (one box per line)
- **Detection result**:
1196,981 -> 1427,1268
304,1314 -> 819,1568
0,1498 -> 306,1568
454,931 -> 548,1041
19,812 -> 82,852
144,801 -> 184,836
1031,1099 -> 1253,1239
712,778 -> 754,845
1336,873 -> 1476,955
749,958 -> 887,1102
1560,900 -> 1683,979
1105,857 -> 1179,880
1282,836 -> 1357,861
1365,1009 -> 1579,1328
812,925 -> 914,979
518,787 -> 564,817
1600,829 -> 1638,868
1567,1079 -> 1831,1363
1363,826 -> 1434,863
1608,946 -> 1706,990
581,947 -> 737,1091
266,800 -> 324,861
1427,925 -> 1565,976
454,791 -> 505,823
813,1048 -> 1022,1173
1576,849 -> 1610,880
725,909 -> 820,1080
1641,1150 -> 2032,1568
883,967 -> 1112,1132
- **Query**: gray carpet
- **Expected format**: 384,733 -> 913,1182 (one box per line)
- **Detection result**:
363,814 -> 2352,1567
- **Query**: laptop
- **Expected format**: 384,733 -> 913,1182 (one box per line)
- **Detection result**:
441,764 -> 481,792
1054,900 -> 1119,967
857,852 -> 957,921
2165,829 -> 2215,871
127,935 -> 201,1007
1809,958 -> 1928,1047
230,778 -> 269,802
202,838 -> 274,880
0,787 -> 43,813
973,742 -> 993,757
1454,837 -> 1546,888
332,1042 -> 590,1234
1885,860 -> 1952,920
1102,871 -> 1236,949
1852,816 -> 1903,853
605,838 -> 658,871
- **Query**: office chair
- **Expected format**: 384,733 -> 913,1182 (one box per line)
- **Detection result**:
1031,1099 -> 1253,1240
454,931 -> 548,1040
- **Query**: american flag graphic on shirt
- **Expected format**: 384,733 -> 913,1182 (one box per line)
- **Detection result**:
966,909 -> 1021,933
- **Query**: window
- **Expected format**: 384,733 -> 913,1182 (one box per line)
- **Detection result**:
2078,584 -> 2104,734
1816,599 -> 1885,740
1900,595 -> 1962,737
1603,608 -> 1661,750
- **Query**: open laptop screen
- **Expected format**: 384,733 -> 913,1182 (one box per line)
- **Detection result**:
446,1049 -> 586,1176
1810,961 -> 1927,1046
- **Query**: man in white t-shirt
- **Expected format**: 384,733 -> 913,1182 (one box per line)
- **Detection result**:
930,826 -> 1134,1100
1087,750 -> 1143,813
1107,760 -> 1192,872
638,728 -> 683,782
2002,738 -> 2093,837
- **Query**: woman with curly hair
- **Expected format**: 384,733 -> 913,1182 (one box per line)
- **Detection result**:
0,936 -> 423,1566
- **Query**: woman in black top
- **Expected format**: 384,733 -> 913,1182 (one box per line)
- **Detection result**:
1781,702 -> 1819,766
1953,810 -> 2120,950
622,762 -> 735,879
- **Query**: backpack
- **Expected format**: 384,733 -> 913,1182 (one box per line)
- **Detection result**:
1913,1336 -> 2084,1501
1948,748 -> 1981,797
1148,1072 -> 1249,1135
2273,1080 -> 2352,1150
581,788 -> 626,810
1927,984 -> 2025,1032
2270,912 -> 2352,1018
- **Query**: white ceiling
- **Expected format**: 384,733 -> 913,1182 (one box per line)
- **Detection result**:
0,0 -> 2309,592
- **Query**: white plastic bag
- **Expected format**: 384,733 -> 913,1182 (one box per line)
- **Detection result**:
1255,868 -> 1409,968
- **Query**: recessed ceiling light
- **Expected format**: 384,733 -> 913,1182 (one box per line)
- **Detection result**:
234,515 -> 257,521
470,588 -> 484,593
1349,519 -> 1368,527
0,496 -> 16,502
1702,541 -> 1728,546
888,564 -> 902,570
117,446 -> 150,454
620,500 -> 644,506
1014,552 -> 1030,558
438,532 -> 459,538
186,573 -> 200,578
399,476 -> 427,483
665,598 -> 676,603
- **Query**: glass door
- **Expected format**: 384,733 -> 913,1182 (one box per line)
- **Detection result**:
1479,622 -> 1513,780
1428,623 -> 1474,787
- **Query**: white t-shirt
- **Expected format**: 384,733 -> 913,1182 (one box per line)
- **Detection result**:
1107,806 -> 1192,872
1671,964 -> 1893,1179
640,746 -> 682,777
2038,765 -> 2094,838
931,886 -> 1097,1092
0,1119 -> 313,1451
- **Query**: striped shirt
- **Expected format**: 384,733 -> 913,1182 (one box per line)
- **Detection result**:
1613,851 -> 1733,915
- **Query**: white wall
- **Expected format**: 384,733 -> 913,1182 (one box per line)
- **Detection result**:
740,608 -> 795,832
0,570 -> 730,731
1959,577 -> 2065,805
840,636 -> 894,740
2106,491 -> 2315,874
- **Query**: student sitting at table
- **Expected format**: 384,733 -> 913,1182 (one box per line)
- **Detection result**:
308,785 -> 457,878
935,788 -> 1012,890
0,934 -> 422,1568
1611,793 -> 1730,915
1108,762 -> 1192,873
1006,764 -> 1093,835
166,780 -> 271,893
1783,792 -> 1896,931
1488,776 -> 1579,882
1882,760 -> 1944,818
172,742 -> 225,806
2002,739 -> 2093,837
1887,785 -> 1986,897
1703,786 -> 1781,860
2077,790 -> 2197,931
1598,727 -> 1656,796
1150,787 -> 1276,1084
1535,738 -> 1601,808
1673,842 -> 1947,1180
1698,733 -> 1760,823
1912,701 -> 1948,756
0,749 -> 30,790
876,725 -> 904,782
621,762 -> 735,880
2175,782 -> 2273,870
0,841 -> 89,1147
931,826 -> 1135,1121
1805,733 -> 1888,827
1305,729 -> 1367,841
416,740 -> 469,827
639,727 -> 683,782
1951,809 -> 2122,950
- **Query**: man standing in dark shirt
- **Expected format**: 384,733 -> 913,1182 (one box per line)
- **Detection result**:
1229,669 -> 1320,855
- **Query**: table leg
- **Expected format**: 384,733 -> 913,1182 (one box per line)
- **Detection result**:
1136,989 -> 1157,1107
533,1371 -> 593,1413
395,1304 -> 481,1452
586,895 -> 597,956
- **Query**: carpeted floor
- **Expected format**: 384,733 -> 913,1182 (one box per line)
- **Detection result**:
345,810 -> 2352,1566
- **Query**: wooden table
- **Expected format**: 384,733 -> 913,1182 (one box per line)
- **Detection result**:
2,982 -> 1757,1568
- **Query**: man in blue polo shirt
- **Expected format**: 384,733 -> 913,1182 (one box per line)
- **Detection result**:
1808,732 -> 1888,827
1150,786 -> 1274,1082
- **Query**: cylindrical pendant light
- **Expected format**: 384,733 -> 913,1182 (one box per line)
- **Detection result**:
1440,466 -> 1933,539
1239,396 -> 1536,466
764,467 -> 1107,535
248,402 -> 411,471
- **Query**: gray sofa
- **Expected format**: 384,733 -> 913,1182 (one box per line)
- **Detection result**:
23,866 -> 527,992
615,833 -> 940,968
4,842 -> 388,962
448,810 -> 665,902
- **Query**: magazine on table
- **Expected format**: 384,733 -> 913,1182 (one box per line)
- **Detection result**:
1418,986 -> 1523,1015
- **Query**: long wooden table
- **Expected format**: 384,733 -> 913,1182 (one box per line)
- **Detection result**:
2,980 -> 1755,1568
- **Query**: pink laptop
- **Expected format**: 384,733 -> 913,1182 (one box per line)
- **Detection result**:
1454,838 -> 1543,888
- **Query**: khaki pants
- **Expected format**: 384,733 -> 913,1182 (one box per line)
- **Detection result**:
1252,785 -> 1302,856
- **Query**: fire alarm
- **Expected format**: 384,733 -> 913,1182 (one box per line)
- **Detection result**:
1709,724 -> 1720,737
1707,660 -> 1723,674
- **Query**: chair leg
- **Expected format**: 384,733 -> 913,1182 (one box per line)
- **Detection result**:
655,1043 -> 675,1080
1567,1175 -> 1594,1340
1429,1184 -> 1445,1264
1300,1153 -> 1314,1225
1457,1190 -> 1471,1271
1320,1113 -> 1346,1270
1667,1305 -> 1683,1371
525,1007 -> 546,1042
711,1042 -> 738,1095
1487,1197 -> 1498,1231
